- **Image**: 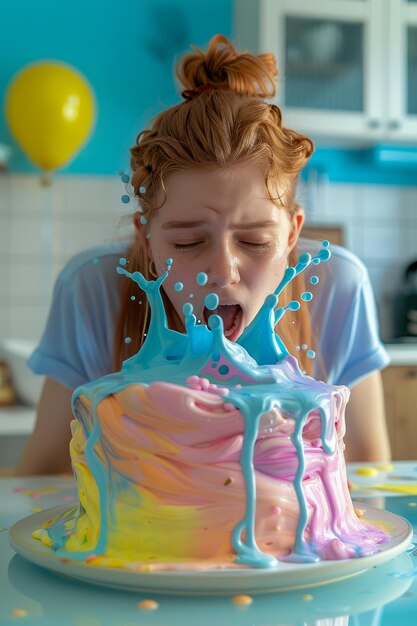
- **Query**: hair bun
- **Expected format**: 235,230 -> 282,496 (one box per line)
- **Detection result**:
177,34 -> 277,99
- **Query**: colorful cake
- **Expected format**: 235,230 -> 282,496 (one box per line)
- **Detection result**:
33,245 -> 390,570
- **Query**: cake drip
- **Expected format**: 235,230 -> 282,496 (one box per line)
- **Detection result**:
33,242 -> 390,569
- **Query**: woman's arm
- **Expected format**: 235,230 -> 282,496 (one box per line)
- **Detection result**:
15,377 -> 74,476
344,370 -> 391,463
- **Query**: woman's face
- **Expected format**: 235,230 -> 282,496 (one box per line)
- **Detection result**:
141,164 -> 304,342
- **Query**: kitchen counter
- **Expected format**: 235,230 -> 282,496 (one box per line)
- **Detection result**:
0,405 -> 36,436
384,343 -> 417,366
1,463 -> 417,625
0,343 -> 416,439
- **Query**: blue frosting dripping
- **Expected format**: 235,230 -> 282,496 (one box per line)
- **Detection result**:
56,243 -> 344,567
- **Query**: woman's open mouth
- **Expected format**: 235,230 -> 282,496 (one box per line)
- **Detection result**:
203,304 -> 244,342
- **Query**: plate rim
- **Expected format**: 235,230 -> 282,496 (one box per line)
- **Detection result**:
8,502 -> 413,594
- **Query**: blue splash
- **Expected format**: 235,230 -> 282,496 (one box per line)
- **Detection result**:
56,242 -> 344,568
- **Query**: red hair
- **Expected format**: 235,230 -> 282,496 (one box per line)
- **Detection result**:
114,35 -> 315,374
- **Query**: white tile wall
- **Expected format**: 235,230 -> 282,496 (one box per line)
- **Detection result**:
0,173 -> 416,345
0,173 -> 135,344
299,180 -> 417,339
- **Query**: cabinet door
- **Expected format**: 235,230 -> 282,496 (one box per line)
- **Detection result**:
382,366 -> 417,460
386,0 -> 417,138
253,0 -> 385,140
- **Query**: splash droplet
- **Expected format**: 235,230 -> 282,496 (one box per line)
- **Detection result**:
174,282 -> 184,291
205,293 -> 219,310
287,300 -> 301,311
208,315 -> 221,330
183,303 -> 193,316
196,272 -> 208,286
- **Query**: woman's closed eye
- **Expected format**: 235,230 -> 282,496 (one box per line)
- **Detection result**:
173,240 -> 272,251
173,241 -> 204,250
241,241 -> 271,250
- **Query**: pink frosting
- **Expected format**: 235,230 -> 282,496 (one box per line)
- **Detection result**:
79,381 -> 389,563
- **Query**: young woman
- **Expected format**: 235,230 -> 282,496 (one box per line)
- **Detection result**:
16,35 -> 391,475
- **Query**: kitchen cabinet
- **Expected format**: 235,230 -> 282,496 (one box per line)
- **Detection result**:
382,365 -> 417,460
301,225 -> 344,245
234,0 -> 417,142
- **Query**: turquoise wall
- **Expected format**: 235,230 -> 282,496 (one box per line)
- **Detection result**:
0,0 -> 232,175
1,0 -> 416,185
304,146 -> 417,186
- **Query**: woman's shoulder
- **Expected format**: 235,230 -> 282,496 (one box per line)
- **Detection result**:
57,242 -> 130,287
298,238 -> 368,288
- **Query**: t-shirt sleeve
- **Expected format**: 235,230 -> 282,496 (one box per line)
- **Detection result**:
313,249 -> 390,388
334,275 -> 390,387
28,251 -> 119,389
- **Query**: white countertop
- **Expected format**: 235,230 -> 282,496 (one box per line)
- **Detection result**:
1,465 -> 417,624
384,343 -> 417,366
0,406 -> 36,436
0,344 -> 415,438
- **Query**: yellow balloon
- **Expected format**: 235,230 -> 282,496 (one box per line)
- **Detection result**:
5,61 -> 95,171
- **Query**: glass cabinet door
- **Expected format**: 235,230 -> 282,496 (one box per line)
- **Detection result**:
256,0 -> 384,140
405,0 -> 417,132
234,0 -> 417,142
386,0 -> 417,138
284,17 -> 364,113
406,25 -> 417,116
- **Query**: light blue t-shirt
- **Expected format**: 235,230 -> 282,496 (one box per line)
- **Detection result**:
28,239 -> 390,390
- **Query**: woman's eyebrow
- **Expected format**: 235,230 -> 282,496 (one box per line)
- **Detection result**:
162,220 -> 206,229
162,220 -> 278,230
231,220 -> 279,230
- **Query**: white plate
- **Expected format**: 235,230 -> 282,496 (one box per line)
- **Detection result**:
9,503 -> 412,595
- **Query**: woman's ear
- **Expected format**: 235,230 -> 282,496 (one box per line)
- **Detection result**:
288,205 -> 305,250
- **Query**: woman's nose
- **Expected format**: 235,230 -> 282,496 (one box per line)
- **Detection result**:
208,244 -> 240,287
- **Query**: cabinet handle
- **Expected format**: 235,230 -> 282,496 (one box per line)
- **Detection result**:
388,120 -> 401,130
368,119 -> 381,129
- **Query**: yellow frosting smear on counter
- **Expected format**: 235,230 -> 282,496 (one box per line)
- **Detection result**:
232,595 -> 253,605
354,467 -> 379,477
137,600 -> 159,610
370,484 -> 417,496
11,609 -> 29,617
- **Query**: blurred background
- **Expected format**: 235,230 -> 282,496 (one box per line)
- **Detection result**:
0,0 -> 416,467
